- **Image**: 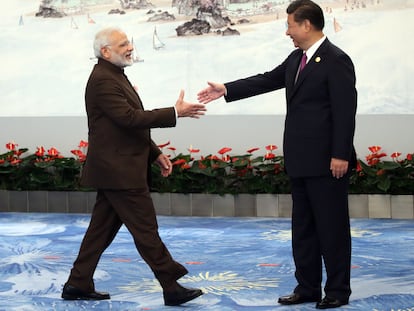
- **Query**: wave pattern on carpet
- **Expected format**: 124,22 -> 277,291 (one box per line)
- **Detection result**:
0,213 -> 413,310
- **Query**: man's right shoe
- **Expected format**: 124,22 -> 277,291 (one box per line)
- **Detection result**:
316,296 -> 349,309
61,284 -> 110,300
163,283 -> 203,306
278,293 -> 320,305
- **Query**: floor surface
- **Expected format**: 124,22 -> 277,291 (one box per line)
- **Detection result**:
0,213 -> 413,310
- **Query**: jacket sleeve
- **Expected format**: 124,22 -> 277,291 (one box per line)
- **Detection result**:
328,53 -> 357,161
149,140 -> 162,163
88,76 -> 177,130
224,57 -> 289,102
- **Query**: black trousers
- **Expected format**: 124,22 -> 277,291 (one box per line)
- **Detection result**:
290,174 -> 352,301
66,188 -> 188,291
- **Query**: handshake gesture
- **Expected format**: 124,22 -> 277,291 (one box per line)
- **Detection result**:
175,90 -> 206,119
175,81 -> 225,118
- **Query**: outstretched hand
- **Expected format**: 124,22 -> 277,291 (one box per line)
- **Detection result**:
197,81 -> 226,104
175,90 -> 207,119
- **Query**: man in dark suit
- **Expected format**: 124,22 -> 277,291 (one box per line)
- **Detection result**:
197,0 -> 357,308
62,27 -> 205,306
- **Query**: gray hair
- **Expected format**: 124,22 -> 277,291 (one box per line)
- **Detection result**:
93,27 -> 123,58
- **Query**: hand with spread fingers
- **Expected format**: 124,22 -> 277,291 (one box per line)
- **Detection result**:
175,90 -> 207,118
197,81 -> 226,104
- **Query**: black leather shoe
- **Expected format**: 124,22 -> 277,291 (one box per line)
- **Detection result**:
61,284 -> 110,300
278,293 -> 320,305
316,296 -> 348,309
163,283 -> 203,306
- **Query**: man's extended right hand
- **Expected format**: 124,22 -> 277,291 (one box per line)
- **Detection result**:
197,81 -> 226,104
175,90 -> 207,119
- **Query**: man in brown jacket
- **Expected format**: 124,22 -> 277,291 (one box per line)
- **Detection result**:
62,27 -> 205,306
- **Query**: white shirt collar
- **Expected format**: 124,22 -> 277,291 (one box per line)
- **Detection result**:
304,36 -> 326,63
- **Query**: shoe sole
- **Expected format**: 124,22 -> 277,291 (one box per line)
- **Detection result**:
61,294 -> 110,300
278,297 -> 320,305
164,291 -> 203,306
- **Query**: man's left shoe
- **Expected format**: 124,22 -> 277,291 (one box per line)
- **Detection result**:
163,283 -> 203,306
316,296 -> 348,309
61,284 -> 110,300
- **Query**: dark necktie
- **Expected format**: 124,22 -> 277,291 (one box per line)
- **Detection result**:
295,52 -> 307,83
299,53 -> 307,72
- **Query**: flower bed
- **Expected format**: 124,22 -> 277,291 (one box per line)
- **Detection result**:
0,141 -> 413,194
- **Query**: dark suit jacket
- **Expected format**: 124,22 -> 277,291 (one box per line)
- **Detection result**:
80,58 -> 176,189
225,38 -> 357,178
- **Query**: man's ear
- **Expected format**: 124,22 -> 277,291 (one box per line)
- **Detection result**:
100,46 -> 111,59
304,19 -> 312,32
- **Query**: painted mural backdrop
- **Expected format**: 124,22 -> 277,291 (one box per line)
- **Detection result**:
1,0 -> 413,116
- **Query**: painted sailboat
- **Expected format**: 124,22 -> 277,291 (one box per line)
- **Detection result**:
87,13 -> 95,24
153,26 -> 165,50
70,17 -> 78,29
333,17 -> 342,33
131,37 -> 144,63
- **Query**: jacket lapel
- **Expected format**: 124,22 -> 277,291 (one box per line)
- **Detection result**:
289,39 -> 330,100
288,50 -> 303,88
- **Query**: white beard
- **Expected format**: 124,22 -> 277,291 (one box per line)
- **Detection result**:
110,52 -> 133,68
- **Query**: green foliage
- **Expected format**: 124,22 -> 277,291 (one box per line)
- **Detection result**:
0,142 -> 413,194
349,154 -> 414,194
0,143 -> 87,191
150,146 -> 291,195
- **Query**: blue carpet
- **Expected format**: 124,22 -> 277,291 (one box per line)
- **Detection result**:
0,213 -> 413,311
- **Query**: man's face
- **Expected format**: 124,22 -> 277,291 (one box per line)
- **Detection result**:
285,14 -> 307,49
103,31 -> 133,68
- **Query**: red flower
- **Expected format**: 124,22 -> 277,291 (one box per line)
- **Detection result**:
172,159 -> 186,166
407,154 -> 413,161
390,152 -> 401,159
35,146 -> 45,157
218,147 -> 232,155
366,152 -> 387,166
47,147 -> 60,157
78,140 -> 89,148
273,163 -> 282,173
265,144 -> 277,151
376,169 -> 386,176
74,150 -> 84,156
188,147 -> 200,153
208,155 -> 220,160
264,152 -> 276,160
0,159 -> 5,165
369,158 -> 380,166
10,158 -> 21,165
368,146 -> 381,153
356,161 -> 362,172
167,147 -> 176,151
247,147 -> 259,153
13,150 -> 24,157
157,141 -> 170,148
5,142 -> 18,151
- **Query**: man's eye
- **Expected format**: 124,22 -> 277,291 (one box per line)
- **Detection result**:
119,41 -> 130,48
